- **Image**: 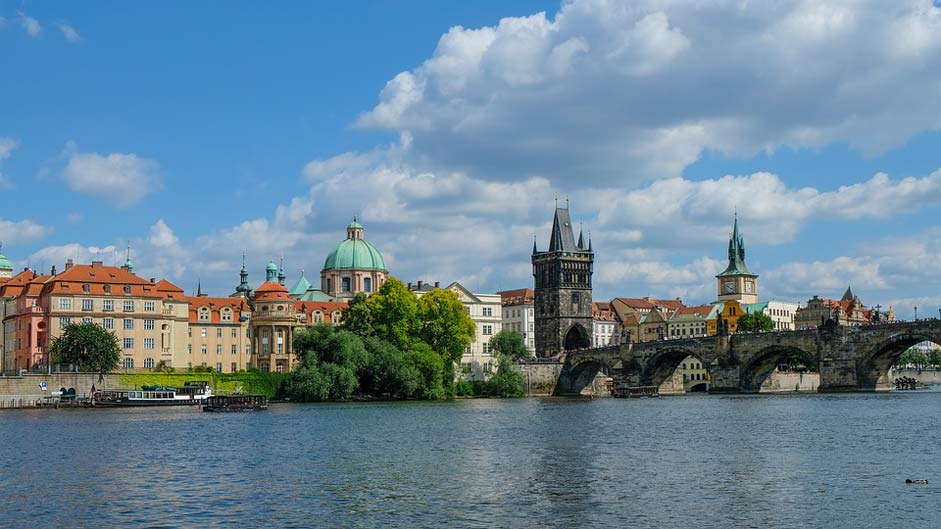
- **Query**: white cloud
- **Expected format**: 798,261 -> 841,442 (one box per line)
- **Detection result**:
0,137 -> 19,160
17,12 -> 41,37
0,219 -> 50,244
57,23 -> 80,43
354,0 -> 941,184
61,145 -> 162,207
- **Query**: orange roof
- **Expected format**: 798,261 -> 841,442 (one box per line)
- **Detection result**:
254,281 -> 290,301
675,305 -> 713,317
0,268 -> 39,298
42,263 -> 165,298
592,301 -> 616,321
155,279 -> 185,299
614,297 -> 686,311
186,296 -> 249,324
498,288 -> 535,305
294,300 -> 348,324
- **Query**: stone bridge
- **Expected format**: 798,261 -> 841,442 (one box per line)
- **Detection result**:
555,320 -> 941,395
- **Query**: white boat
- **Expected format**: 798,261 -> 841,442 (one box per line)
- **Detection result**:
93,381 -> 212,407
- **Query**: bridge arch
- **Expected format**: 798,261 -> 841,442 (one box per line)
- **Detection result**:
554,347 -> 620,396
641,347 -> 711,389
860,330 -> 941,390
740,345 -> 818,392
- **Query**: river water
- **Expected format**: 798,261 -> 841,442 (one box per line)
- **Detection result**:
1,392 -> 940,529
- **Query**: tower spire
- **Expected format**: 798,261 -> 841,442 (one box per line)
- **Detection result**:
577,223 -> 585,250
278,253 -> 286,286
123,241 -> 134,273
236,252 -> 252,295
532,234 -> 538,255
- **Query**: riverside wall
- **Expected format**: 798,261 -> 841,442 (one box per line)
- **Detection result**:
893,368 -> 941,385
0,373 -> 120,408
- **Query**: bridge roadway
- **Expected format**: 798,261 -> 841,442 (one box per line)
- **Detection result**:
555,320 -> 941,395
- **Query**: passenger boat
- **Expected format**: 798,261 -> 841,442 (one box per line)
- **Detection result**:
202,394 -> 268,412
92,381 -> 212,407
611,384 -> 659,398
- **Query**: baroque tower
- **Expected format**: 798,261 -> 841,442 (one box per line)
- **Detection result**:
532,203 -> 593,357
716,214 -> 758,304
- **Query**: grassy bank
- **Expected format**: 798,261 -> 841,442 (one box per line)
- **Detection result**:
118,372 -> 286,398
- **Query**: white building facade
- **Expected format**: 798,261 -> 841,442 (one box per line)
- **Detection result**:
498,289 -> 535,356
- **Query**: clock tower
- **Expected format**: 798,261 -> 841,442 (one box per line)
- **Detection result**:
716,214 -> 758,304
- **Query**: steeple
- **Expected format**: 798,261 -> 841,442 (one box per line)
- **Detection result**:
577,223 -> 585,250
123,242 -> 134,273
196,279 -> 202,297
236,253 -> 252,294
719,213 -> 751,277
532,234 -> 538,255
277,253 -> 286,286
547,205 -> 580,253
841,285 -> 856,302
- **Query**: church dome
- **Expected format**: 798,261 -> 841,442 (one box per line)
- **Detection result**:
322,218 -> 386,272
0,244 -> 12,271
254,281 -> 290,301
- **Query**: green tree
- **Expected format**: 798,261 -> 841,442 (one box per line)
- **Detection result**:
489,330 -> 528,361
737,311 -> 774,332
896,348 -> 930,369
49,322 -> 121,373
484,357 -> 526,398
367,277 -> 420,349
342,292 -> 374,337
417,288 -> 476,363
404,342 -> 446,399
929,348 -> 941,369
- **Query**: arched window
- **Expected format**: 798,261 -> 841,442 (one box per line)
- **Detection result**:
123,357 -> 134,369
124,285 -> 131,295
104,284 -> 111,294
82,283 -> 90,293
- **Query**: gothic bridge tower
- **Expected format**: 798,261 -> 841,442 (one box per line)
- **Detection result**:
532,204 -> 593,357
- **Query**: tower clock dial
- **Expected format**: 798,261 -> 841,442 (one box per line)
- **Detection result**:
724,281 -> 735,293
745,282 -> 753,293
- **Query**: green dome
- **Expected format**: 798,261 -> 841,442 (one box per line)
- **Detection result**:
266,261 -> 278,271
323,238 -> 386,271
348,219 -> 364,230
0,253 -> 11,271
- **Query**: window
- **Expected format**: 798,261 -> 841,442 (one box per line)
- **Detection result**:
216,344 -> 222,355
231,344 -> 237,355
103,318 -> 114,330
82,317 -> 93,325
59,298 -> 72,309
201,328 -> 207,338
201,344 -> 207,355
143,319 -> 155,330
188,327 -> 192,337
483,307 -> 493,317
82,299 -> 93,311
221,309 -> 232,322
144,301 -> 155,312
217,362 -> 223,372
144,338 -> 154,350
217,328 -> 223,338
342,277 -> 351,292
82,283 -> 90,293
188,344 -> 192,354
123,300 -> 134,312
123,285 -> 132,295
482,324 -> 493,336
103,300 -> 114,312
123,338 -> 134,350
198,309 -> 210,322
364,277 -> 372,293
231,328 -> 237,337
123,357 -> 134,369
231,362 -> 237,373
482,343 -> 490,354
104,284 -> 111,294
59,317 -> 71,328
124,319 -> 134,330
143,358 -> 155,369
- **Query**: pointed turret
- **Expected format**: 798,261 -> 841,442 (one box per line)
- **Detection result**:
532,235 -> 538,255
841,285 -> 855,302
123,242 -> 134,273
718,214 -> 752,277
235,253 -> 252,295
196,279 -> 202,297
547,206 -> 579,253
278,254 -> 286,286
577,224 -> 585,250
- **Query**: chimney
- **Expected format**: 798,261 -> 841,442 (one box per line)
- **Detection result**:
65,259 -> 74,271
91,261 -> 103,268
435,281 -> 440,288
417,280 -> 424,289
150,278 -> 156,284
50,265 -> 57,276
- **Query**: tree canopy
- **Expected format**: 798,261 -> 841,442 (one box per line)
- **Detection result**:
489,330 -> 528,360
737,311 -> 774,333
49,322 -> 122,373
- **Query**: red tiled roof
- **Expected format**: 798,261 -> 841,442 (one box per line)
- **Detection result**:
498,288 -> 535,305
186,296 -> 249,324
42,264 -> 165,298
254,281 -> 290,301
294,300 -> 348,324
674,305 -> 713,317
614,297 -> 685,311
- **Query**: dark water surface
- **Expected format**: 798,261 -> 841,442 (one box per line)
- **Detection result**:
2,393 -> 940,528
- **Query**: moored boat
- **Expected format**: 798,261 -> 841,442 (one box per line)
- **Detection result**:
202,394 -> 268,412
93,381 -> 212,407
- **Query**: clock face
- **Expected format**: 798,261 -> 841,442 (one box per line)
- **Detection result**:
724,281 -> 735,293
745,282 -> 753,293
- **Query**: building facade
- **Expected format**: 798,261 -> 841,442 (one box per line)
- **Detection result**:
186,296 -> 252,373
498,288 -> 536,355
592,301 -> 617,347
667,306 -> 711,339
532,205 -> 593,357
794,287 -> 896,329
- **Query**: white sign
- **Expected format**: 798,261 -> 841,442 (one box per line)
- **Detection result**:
39,381 -> 47,391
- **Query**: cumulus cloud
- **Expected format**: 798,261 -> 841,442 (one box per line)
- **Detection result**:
61,144 -> 162,207
355,0 -> 941,184
17,12 -> 41,37
0,137 -> 19,160
0,219 -> 51,244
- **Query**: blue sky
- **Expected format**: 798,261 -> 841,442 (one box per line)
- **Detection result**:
3,1 -> 941,318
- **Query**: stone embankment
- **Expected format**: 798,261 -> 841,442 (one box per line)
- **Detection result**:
0,373 -> 118,408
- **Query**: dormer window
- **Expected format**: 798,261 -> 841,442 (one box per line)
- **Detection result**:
124,285 -> 131,295
82,283 -> 90,293
104,284 -> 111,294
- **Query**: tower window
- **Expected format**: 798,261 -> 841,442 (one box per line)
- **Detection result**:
342,277 -> 351,292
364,277 -> 372,293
